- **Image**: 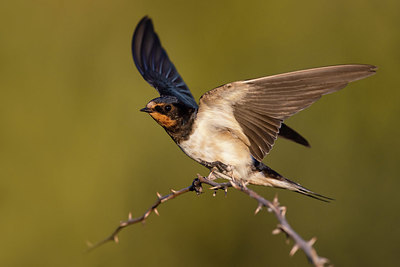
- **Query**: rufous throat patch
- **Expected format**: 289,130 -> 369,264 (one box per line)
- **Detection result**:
150,113 -> 177,128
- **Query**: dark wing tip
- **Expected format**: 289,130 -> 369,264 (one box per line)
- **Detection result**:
368,64 -> 378,72
368,64 -> 378,76
131,16 -> 198,109
132,16 -> 153,75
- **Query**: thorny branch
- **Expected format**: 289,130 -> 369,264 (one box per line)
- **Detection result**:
87,174 -> 330,266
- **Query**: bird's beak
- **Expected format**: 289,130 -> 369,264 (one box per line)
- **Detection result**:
140,107 -> 152,113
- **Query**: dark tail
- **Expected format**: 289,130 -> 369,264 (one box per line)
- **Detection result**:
279,123 -> 310,147
250,160 -> 333,202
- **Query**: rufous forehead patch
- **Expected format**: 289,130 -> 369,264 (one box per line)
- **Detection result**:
149,112 -> 177,128
147,101 -> 157,109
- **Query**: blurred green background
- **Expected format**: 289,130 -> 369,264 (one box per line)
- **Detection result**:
1,0 -> 399,266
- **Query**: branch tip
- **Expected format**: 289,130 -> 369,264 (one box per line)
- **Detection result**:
156,192 -> 162,199
113,235 -> 119,244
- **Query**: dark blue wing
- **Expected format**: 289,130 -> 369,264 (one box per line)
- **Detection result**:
132,16 -> 198,109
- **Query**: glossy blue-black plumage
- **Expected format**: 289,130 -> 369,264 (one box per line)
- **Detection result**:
132,16 -> 198,109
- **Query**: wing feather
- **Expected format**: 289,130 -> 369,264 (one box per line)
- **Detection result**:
132,16 -> 198,109
200,64 -> 376,161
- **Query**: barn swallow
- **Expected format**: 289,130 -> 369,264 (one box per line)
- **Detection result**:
132,16 -> 376,200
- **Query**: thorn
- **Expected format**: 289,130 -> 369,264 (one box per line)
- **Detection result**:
128,212 -> 132,220
308,237 -> 317,246
319,257 -> 330,265
213,191 -> 217,197
209,186 -> 219,190
273,194 -> 279,206
154,208 -> 160,216
254,203 -> 263,215
170,189 -> 177,194
224,188 -> 228,196
113,235 -> 119,244
156,192 -> 162,199
289,244 -> 299,257
272,228 -> 281,235
280,206 -> 287,216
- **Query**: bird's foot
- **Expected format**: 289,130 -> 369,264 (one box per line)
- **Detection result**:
201,160 -> 230,173
211,161 -> 233,177
191,177 -> 203,195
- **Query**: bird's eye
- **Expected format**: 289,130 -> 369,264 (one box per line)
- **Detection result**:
164,105 -> 172,112
155,105 -> 163,113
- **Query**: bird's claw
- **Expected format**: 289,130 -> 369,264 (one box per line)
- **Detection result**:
191,178 -> 203,195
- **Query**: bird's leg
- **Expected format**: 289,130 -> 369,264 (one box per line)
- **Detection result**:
211,161 -> 232,175
198,159 -> 234,182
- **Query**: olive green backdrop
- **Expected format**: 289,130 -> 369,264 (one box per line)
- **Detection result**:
1,0 -> 398,266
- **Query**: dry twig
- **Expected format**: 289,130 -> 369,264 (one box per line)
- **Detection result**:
87,174 -> 330,266
227,177 -> 330,267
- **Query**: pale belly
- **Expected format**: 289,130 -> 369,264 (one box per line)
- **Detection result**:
178,126 -> 253,180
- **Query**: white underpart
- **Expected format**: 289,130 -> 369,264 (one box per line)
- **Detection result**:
178,101 -> 253,181
179,84 -> 286,185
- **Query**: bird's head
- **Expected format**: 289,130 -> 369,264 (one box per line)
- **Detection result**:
140,96 -> 189,129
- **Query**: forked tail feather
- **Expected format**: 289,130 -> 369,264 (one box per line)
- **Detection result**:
250,160 -> 333,202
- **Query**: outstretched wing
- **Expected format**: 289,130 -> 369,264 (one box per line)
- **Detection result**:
132,16 -> 198,109
199,64 -> 376,161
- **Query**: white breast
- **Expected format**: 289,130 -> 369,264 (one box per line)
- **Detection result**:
178,105 -> 253,179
